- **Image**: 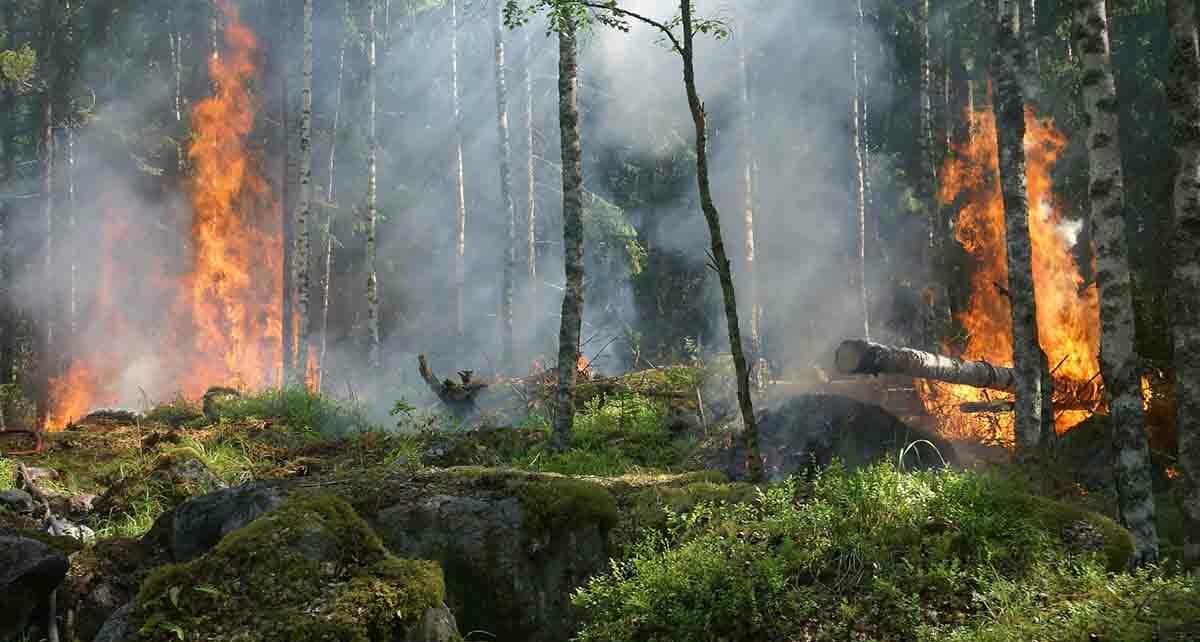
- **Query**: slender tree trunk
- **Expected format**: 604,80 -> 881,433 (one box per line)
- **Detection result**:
0,1 -> 15,390
852,0 -> 870,340
365,0 -> 381,369
65,124 -> 75,357
1073,0 -> 1158,565
61,0 -> 75,362
679,0 -> 762,481
37,81 -> 54,429
992,0 -> 1046,454
170,6 -> 185,176
1166,0 -> 1200,572
451,0 -> 467,341
552,14 -> 583,451
319,0 -> 349,393
918,0 -> 948,347
736,15 -> 766,386
493,0 -> 517,374
525,26 -> 537,299
279,0 -> 294,384
292,0 -> 314,387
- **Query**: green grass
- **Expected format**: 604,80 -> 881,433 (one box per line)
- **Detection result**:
508,392 -> 692,476
572,462 -> 1190,642
211,386 -> 381,437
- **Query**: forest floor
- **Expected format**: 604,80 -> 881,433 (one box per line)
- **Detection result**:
1,375 -> 1198,642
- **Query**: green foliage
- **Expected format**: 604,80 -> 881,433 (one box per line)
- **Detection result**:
0,44 -> 37,89
213,386 -> 379,437
514,392 -> 693,476
573,463 -> 1171,642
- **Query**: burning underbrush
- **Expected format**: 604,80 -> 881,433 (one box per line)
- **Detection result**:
920,105 -> 1115,448
44,0 -> 283,431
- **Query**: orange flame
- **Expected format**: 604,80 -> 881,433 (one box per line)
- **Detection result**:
922,105 -> 1101,443
177,0 -> 281,395
46,1 -> 281,429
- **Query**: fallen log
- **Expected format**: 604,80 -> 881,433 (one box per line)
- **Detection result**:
836,339 -> 1017,392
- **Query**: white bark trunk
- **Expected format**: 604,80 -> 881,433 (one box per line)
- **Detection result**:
293,0 -> 314,386
1166,0 -> 1200,571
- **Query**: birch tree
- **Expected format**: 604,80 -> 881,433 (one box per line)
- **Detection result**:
524,25 -> 537,296
293,0 -> 314,386
451,0 -> 467,339
852,0 -> 869,339
1166,0 -> 1200,571
992,0 -> 1045,454
552,9 -> 584,451
1072,0 -> 1157,565
494,0 -> 517,374
278,0 -> 294,382
365,0 -> 381,369
319,0 -> 350,392
735,15 -> 763,363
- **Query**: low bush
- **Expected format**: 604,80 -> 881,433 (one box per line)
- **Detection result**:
572,462 -> 1194,642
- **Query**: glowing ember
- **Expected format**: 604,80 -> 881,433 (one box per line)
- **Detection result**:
46,0 -> 281,429
923,105 -> 1102,444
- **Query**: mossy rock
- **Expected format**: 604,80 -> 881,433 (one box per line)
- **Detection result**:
509,477 -> 620,536
1027,495 -> 1135,571
125,491 -> 445,642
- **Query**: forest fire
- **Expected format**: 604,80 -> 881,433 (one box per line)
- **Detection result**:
44,1 -> 280,429
922,105 -> 1102,443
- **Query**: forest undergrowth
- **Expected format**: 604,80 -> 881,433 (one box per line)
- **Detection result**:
2,384 -> 1198,641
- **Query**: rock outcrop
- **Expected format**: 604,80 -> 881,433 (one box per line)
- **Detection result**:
0,535 -> 70,641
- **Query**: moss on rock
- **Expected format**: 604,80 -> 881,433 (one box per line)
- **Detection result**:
510,477 -> 620,536
1026,495 -> 1135,571
125,491 -> 444,642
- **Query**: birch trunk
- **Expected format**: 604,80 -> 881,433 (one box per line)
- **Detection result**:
293,0 -> 314,386
366,0 -> 381,369
851,0 -> 869,339
65,123 -> 76,354
525,25 -> 537,296
836,339 -> 1018,390
169,6 -> 185,176
992,0 -> 1046,454
493,0 -> 517,374
918,0 -> 948,347
278,0 -> 294,383
451,0 -> 467,340
735,16 -> 761,348
1072,0 -> 1158,566
319,0 -> 350,393
552,14 -> 584,451
1166,0 -> 1200,571
679,0 -> 762,481
37,77 -> 53,429
0,1 -> 15,389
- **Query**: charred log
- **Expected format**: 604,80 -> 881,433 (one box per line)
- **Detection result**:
418,354 -> 487,419
836,339 -> 1017,391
